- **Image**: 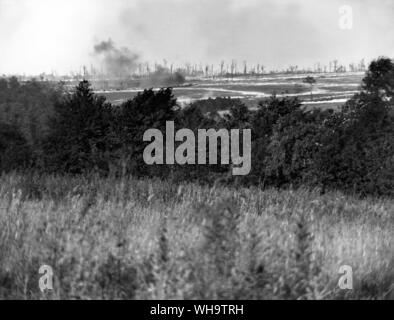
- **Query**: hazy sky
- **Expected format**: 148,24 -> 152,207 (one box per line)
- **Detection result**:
0,0 -> 393,75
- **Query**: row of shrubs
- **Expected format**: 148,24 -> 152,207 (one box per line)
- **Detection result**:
1,58 -> 393,196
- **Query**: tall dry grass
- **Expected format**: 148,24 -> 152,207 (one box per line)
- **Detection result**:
0,172 -> 392,299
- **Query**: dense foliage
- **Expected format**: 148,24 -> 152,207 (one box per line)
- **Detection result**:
0,58 -> 393,196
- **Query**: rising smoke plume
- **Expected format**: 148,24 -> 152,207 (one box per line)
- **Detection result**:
141,65 -> 185,87
94,39 -> 139,77
93,39 -> 185,87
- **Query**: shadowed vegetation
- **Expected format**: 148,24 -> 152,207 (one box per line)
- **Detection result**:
0,173 -> 392,299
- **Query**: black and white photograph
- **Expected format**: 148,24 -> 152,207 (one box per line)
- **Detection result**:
0,0 -> 393,305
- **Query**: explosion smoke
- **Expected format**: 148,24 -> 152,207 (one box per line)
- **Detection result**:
141,65 -> 185,87
94,39 -> 139,77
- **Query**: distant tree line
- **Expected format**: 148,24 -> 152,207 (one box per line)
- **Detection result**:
0,58 -> 393,197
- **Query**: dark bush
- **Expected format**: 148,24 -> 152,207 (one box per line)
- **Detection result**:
249,97 -> 304,184
264,109 -> 328,187
0,77 -> 63,149
43,81 -> 114,174
189,97 -> 245,114
114,88 -> 178,177
0,122 -> 31,172
315,90 -> 394,196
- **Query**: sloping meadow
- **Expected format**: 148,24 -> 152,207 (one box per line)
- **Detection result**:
0,173 -> 393,299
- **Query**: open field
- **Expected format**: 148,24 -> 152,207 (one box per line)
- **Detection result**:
0,173 -> 393,299
98,72 -> 364,110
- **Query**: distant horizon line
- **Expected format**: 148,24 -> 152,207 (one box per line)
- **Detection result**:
0,57 -> 377,78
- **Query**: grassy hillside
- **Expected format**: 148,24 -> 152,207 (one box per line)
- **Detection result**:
0,173 -> 392,299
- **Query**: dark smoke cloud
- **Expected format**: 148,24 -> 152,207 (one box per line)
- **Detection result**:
94,40 -> 115,53
94,39 -> 140,77
141,65 -> 185,88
